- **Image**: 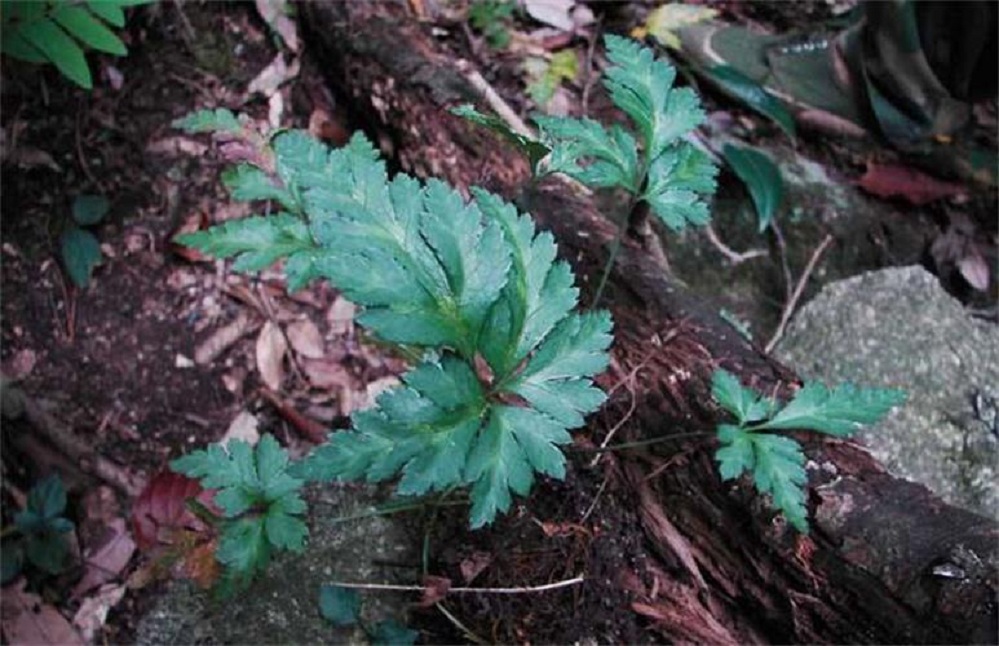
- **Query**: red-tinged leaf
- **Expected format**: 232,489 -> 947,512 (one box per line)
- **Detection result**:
1,579 -> 84,645
72,518 -> 136,598
182,539 -> 221,589
857,162 -> 966,205
958,252 -> 990,291
418,575 -> 452,607
169,211 -> 210,263
130,472 -> 213,551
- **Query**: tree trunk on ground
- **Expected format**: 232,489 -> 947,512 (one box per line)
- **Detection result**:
298,4 -> 997,643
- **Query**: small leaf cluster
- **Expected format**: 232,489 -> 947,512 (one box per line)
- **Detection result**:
1,1 -> 153,90
468,0 -> 515,49
61,194 -> 110,288
711,370 -> 906,531
319,584 -> 418,644
454,35 -> 718,231
170,435 -> 307,590
2,475 -> 75,584
174,112 -> 612,530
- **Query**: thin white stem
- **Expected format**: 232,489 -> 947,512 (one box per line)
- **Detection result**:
455,60 -> 535,139
325,575 -> 585,595
704,224 -> 768,264
766,233 -> 835,354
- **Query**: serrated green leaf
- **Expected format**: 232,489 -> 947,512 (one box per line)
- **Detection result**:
176,213 -> 316,274
535,115 -> 640,190
172,108 -> 242,135
72,194 -> 109,226
51,5 -> 127,55
222,164 -> 297,211
509,310 -> 612,427
705,65 -> 796,139
319,585 -> 361,627
450,104 -> 551,172
642,142 -> 717,230
369,619 -> 419,646
603,34 -> 705,161
264,508 -> 307,552
722,144 -> 783,232
26,474 -> 67,519
711,369 -> 774,425
714,424 -> 755,480
60,226 -> 102,288
20,17 -> 92,89
86,2 -> 125,28
758,382 -> 906,436
217,517 -> 270,574
750,433 -> 808,531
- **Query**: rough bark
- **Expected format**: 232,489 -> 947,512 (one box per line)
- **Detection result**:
299,3 -> 997,643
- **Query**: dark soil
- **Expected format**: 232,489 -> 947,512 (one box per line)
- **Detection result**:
1,1 -> 995,644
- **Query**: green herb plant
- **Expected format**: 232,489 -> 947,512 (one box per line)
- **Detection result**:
711,369 -> 905,531
1,475 -> 75,584
61,194 -> 109,288
171,102 -> 612,585
1,0 -> 153,90
319,584 -> 418,645
454,35 -> 718,304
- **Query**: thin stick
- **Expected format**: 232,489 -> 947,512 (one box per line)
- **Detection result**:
703,223 -> 767,264
589,379 -> 636,467
325,575 -> 584,595
455,60 -> 535,139
766,233 -> 834,354
770,218 -> 794,303
436,603 -> 489,645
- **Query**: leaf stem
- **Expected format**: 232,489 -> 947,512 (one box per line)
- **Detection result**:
577,431 -> 713,453
327,574 -> 585,595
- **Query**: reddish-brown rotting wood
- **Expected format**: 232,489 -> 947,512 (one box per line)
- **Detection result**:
299,3 -> 997,643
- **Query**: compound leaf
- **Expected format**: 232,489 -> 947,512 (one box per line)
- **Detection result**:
714,424 -> 755,481
86,1 -> 126,28
222,164 -> 297,211
603,34 -> 705,161
749,433 -> 808,531
19,15 -> 92,89
217,517 -> 269,575
758,382 -> 906,436
450,104 -> 551,172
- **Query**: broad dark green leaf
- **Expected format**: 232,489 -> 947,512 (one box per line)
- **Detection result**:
20,17 -> 92,89
60,226 -> 102,288
722,144 -> 783,232
52,5 -> 127,55
72,194 -> 110,226
86,2 -> 125,28
705,65 -> 796,139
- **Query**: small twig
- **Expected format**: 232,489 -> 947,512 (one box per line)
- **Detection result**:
580,21 -> 602,118
436,603 -> 489,645
454,59 -> 535,139
770,218 -> 794,303
51,265 -> 76,342
589,379 -> 636,468
580,474 -> 610,523
75,103 -> 101,190
703,223 -> 768,265
766,233 -> 834,354
326,575 -> 585,595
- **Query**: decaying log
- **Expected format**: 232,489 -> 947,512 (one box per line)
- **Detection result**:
299,4 -> 997,643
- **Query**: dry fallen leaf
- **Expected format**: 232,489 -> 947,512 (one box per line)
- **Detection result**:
72,584 -> 126,643
326,297 -> 356,335
856,162 -> 967,205
1,579 -> 84,645
221,410 -> 261,447
72,518 -> 137,599
957,253 -> 990,291
247,53 -> 301,98
302,358 -> 354,390
196,312 -> 260,365
286,319 -> 325,359
256,321 -> 288,391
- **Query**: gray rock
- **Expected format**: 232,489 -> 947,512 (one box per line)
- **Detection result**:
776,266 -> 998,519
135,484 -> 419,645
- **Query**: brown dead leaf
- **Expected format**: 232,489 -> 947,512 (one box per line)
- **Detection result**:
286,319 -> 325,359
72,583 -> 126,643
358,376 -> 401,412
459,551 -> 492,584
2,348 -> 37,381
302,358 -> 354,390
221,410 -> 260,447
195,312 -> 260,365
326,297 -> 356,335
145,136 -> 209,157
418,575 -> 452,607
256,321 -> 288,391
78,486 -> 120,547
857,161 -> 967,205
957,252 -> 991,291
247,53 -> 300,98
182,540 -> 221,589
72,518 -> 137,599
1,578 -> 84,645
